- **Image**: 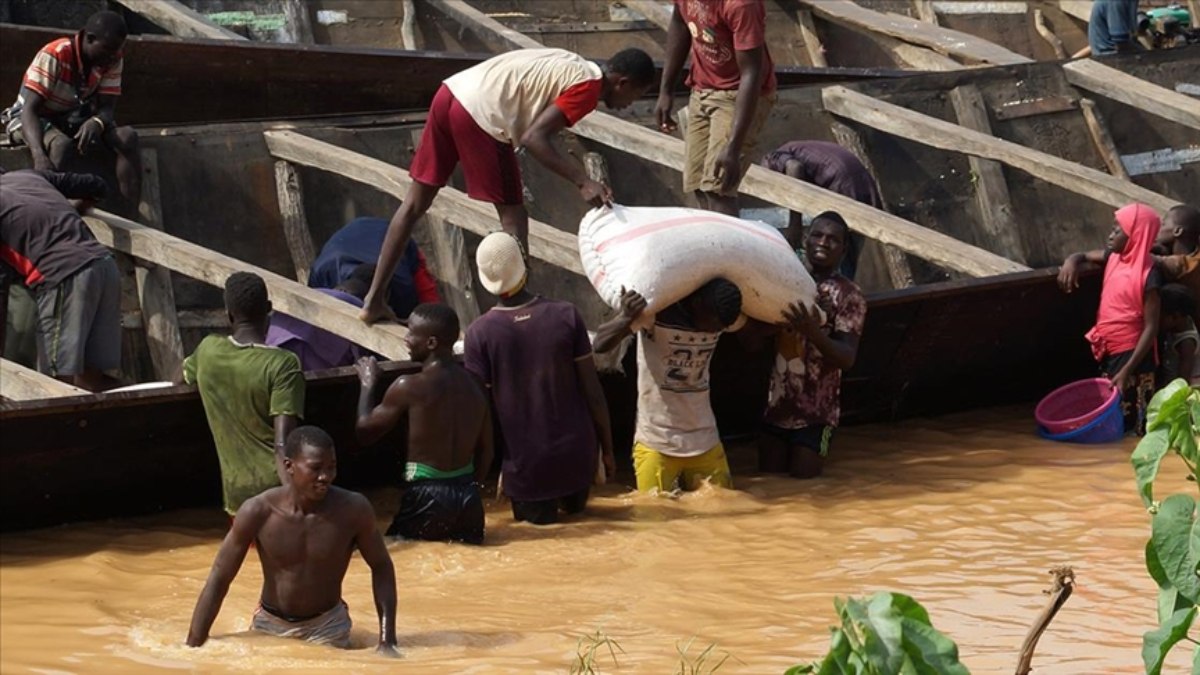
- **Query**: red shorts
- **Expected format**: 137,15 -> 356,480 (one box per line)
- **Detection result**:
409,84 -> 524,206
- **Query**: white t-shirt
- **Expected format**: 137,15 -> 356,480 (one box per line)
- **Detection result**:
634,309 -> 724,458
444,48 -> 604,146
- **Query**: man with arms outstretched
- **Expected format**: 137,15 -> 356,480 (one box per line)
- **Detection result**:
186,426 -> 398,655
360,47 -> 656,324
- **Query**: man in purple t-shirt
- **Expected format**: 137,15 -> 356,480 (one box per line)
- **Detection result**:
463,233 -> 615,524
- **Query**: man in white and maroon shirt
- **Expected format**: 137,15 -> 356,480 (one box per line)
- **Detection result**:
360,47 -> 656,325
3,11 -> 140,205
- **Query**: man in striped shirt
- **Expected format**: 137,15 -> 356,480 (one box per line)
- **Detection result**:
3,11 -> 140,205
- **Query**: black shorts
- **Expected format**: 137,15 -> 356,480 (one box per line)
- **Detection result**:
387,475 -> 484,544
760,423 -> 834,457
511,487 -> 590,525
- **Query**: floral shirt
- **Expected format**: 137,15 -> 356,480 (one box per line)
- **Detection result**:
764,274 -> 866,429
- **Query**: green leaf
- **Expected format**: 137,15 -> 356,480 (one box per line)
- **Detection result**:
1142,606 -> 1197,675
1192,641 -> 1200,675
1151,494 -> 1200,604
884,592 -> 933,626
1189,397 -> 1200,436
861,593 -> 907,672
784,666 -> 816,675
1157,585 -> 1195,626
898,617 -> 971,675
1148,538 -> 1172,587
1148,379 -> 1193,431
1134,429 -> 1173,508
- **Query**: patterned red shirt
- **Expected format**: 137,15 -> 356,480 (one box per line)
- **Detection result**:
674,0 -> 776,94
20,32 -> 123,115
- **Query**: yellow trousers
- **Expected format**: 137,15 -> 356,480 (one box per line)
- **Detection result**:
632,442 -> 733,493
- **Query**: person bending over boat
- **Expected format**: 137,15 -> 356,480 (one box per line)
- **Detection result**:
756,212 -> 866,479
266,263 -> 375,372
594,280 -> 744,493
464,233 -> 614,524
355,304 -> 493,543
359,47 -> 656,325
655,0 -> 776,217
187,426 -> 399,656
2,11 -> 140,205
0,168 -> 120,391
183,272 -> 305,516
760,141 -> 883,280
1059,203 -> 1163,434
1154,205 -> 1200,324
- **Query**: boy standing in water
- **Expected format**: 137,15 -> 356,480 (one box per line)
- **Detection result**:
355,304 -> 493,544
187,426 -> 398,655
594,279 -> 743,493
759,212 -> 866,479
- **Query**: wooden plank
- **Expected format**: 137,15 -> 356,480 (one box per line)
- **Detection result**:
992,95 -> 1079,121
571,114 -> 1029,277
111,0 -> 247,40
262,130 -> 583,275
281,0 -> 315,44
1191,0 -> 1200,29
913,0 -> 939,25
273,161 -> 318,283
508,20 -> 655,34
85,210 -> 412,361
1063,59 -> 1200,133
0,359 -> 89,401
1034,8 -> 1068,59
821,86 -> 1177,214
1057,1 -> 1093,22
948,85 -> 1028,264
828,121 -> 915,288
621,0 -> 674,31
424,0 -> 542,50
401,0 -> 419,49
133,148 -> 186,382
798,0 -> 1032,65
873,32 -> 962,70
1079,98 -> 1131,181
122,308 -> 228,330
796,9 -> 828,68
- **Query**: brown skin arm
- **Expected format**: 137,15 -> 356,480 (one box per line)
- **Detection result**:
74,94 -> 119,155
186,497 -> 270,647
1176,338 -> 1198,386
1058,249 -> 1107,293
356,363 -> 414,447
519,107 -> 611,207
273,414 -> 298,483
783,301 -> 860,371
473,403 -> 494,484
17,88 -> 52,171
714,45 -> 766,194
594,288 -> 647,353
654,6 -> 690,133
735,317 -> 780,352
1112,288 -> 1161,391
350,495 -> 399,655
575,356 -> 615,479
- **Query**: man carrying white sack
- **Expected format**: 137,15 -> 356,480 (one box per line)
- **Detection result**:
594,279 -> 744,493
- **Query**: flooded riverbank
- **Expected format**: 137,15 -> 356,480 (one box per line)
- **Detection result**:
0,406 -> 1186,674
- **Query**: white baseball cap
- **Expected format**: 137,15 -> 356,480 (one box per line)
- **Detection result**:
476,232 -> 527,296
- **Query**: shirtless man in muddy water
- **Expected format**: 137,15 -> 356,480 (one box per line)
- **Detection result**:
186,426 -> 399,656
356,303 -> 493,544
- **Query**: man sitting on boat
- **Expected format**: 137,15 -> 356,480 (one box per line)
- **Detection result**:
187,426 -> 399,656
2,11 -> 141,206
464,233 -> 615,525
355,304 -> 493,544
1155,204 -> 1200,324
0,168 -> 120,391
757,212 -> 866,480
760,140 -> 883,280
359,47 -> 656,325
183,272 -> 305,517
594,280 -> 744,493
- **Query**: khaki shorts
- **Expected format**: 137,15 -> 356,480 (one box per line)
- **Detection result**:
682,89 -> 775,197
252,600 -> 352,648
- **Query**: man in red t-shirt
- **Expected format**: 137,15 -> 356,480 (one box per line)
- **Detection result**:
655,0 -> 776,217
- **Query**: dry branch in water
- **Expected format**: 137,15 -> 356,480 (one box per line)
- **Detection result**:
1015,566 -> 1076,675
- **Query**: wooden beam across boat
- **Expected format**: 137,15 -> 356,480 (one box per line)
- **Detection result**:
0,359 -> 90,401
111,0 -> 246,40
1062,59 -> 1200,133
84,210 -> 412,360
424,0 -> 541,50
262,130 -> 583,275
621,0 -> 674,31
797,0 -> 1032,65
571,114 -> 1029,277
821,85 -> 1178,214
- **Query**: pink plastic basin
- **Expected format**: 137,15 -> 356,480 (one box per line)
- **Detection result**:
1035,378 -> 1121,435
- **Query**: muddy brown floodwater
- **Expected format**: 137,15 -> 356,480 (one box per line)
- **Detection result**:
0,406 -> 1190,674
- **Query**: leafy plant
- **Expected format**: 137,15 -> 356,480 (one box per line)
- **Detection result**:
1129,379 -> 1200,675
785,592 -> 970,675
569,629 -> 625,675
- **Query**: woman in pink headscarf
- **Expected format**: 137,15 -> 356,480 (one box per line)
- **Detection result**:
1059,203 -> 1163,434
